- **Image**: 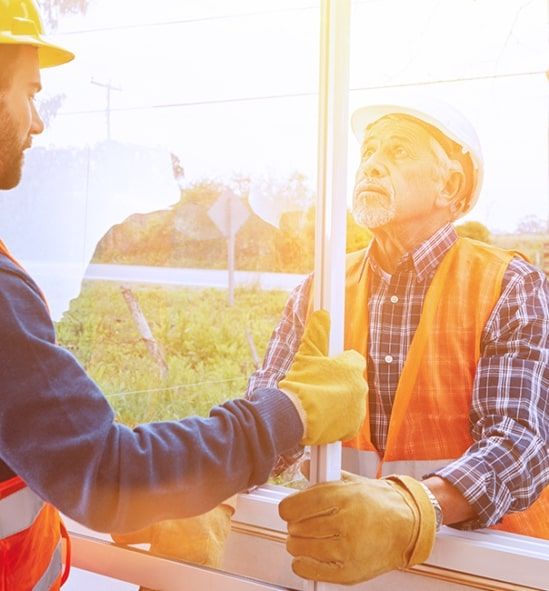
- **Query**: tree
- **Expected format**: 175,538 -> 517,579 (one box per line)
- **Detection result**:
455,221 -> 491,243
37,1 -> 91,125
38,93 -> 67,127
274,207 -> 315,273
515,215 -> 547,235
248,171 -> 314,229
170,153 -> 185,189
346,213 -> 373,253
40,0 -> 91,29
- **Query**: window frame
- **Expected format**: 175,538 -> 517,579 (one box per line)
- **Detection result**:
63,1 -> 549,589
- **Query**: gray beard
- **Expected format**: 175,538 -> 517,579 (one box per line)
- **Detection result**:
352,194 -> 396,229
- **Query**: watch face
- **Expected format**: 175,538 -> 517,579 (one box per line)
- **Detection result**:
434,505 -> 443,531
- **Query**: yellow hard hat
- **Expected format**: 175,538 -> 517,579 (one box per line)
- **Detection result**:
0,0 -> 74,67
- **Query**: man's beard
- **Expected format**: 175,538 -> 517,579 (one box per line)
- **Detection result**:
352,182 -> 396,229
0,107 -> 25,190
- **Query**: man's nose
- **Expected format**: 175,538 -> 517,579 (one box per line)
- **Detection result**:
30,102 -> 45,135
361,152 -> 387,178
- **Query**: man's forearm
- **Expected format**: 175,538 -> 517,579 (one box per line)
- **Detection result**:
423,475 -> 476,526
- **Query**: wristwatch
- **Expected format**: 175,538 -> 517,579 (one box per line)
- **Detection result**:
420,482 -> 443,532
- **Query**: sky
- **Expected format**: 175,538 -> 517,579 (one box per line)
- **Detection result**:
31,0 -> 548,235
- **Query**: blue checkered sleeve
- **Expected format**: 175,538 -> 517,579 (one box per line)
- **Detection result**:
432,258 -> 549,528
246,276 -> 311,396
245,276 -> 311,475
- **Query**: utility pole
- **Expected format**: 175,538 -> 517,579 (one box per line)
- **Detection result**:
91,78 -> 122,140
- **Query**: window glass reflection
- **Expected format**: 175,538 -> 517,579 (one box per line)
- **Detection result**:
0,1 -> 321,585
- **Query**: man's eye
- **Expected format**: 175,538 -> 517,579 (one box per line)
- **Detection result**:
392,145 -> 408,158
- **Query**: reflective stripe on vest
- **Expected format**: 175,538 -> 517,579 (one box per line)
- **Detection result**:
33,540 -> 62,591
0,485 -> 45,537
342,447 -> 453,480
0,242 -> 70,582
340,241 -> 549,540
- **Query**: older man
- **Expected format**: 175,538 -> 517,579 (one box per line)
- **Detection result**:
0,1 -> 368,588
248,99 -> 549,584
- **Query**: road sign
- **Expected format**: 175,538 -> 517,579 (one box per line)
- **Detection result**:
207,190 -> 250,238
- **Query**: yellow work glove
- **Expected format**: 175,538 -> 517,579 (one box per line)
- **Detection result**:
279,471 -> 436,585
278,310 -> 367,446
111,501 -> 234,569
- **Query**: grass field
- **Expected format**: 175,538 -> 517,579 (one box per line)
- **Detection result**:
55,281 -> 289,426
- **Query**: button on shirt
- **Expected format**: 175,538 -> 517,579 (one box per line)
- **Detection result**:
247,224 -> 549,528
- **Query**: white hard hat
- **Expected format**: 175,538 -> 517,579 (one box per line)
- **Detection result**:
351,97 -> 483,219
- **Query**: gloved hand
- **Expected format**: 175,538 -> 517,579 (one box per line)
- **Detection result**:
279,471 -> 436,585
111,501 -> 235,569
278,310 -> 367,446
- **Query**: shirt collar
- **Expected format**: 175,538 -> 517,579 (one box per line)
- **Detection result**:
360,223 -> 458,283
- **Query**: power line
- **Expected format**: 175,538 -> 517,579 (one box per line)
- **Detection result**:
494,0 -> 537,73
376,0 -> 442,87
350,68 -> 546,92
105,377 -> 245,398
60,90 -> 316,116
58,69 -> 546,117
52,0 -> 382,36
53,5 -> 319,36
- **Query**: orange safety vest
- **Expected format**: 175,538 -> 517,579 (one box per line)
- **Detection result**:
340,237 -> 549,539
0,241 -> 71,589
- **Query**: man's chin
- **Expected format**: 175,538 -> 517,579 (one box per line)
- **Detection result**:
0,161 -> 24,190
352,207 -> 395,229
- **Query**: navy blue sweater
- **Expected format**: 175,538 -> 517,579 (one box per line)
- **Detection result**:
0,254 -> 302,533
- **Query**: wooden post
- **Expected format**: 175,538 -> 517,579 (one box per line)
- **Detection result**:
245,328 -> 260,369
227,196 -> 235,306
120,286 -> 168,379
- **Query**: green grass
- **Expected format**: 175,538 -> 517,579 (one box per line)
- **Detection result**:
55,281 -> 288,426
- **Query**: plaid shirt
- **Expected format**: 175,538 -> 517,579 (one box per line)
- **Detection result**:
246,224 -> 549,528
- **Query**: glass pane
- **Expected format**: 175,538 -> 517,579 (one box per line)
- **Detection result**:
0,0 -> 319,587
2,0 -> 546,588
347,0 -> 548,547
10,3 -> 321,422
349,0 -> 547,235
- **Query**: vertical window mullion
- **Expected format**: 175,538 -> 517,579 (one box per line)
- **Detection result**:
308,0 -> 352,549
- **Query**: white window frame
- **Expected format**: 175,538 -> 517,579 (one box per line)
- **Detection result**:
67,492 -> 549,590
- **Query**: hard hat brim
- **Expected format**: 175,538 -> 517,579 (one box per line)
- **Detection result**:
352,103 -> 464,148
37,42 -> 74,68
0,32 -> 74,68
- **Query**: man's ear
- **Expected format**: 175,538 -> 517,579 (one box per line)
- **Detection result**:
436,160 -> 465,215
